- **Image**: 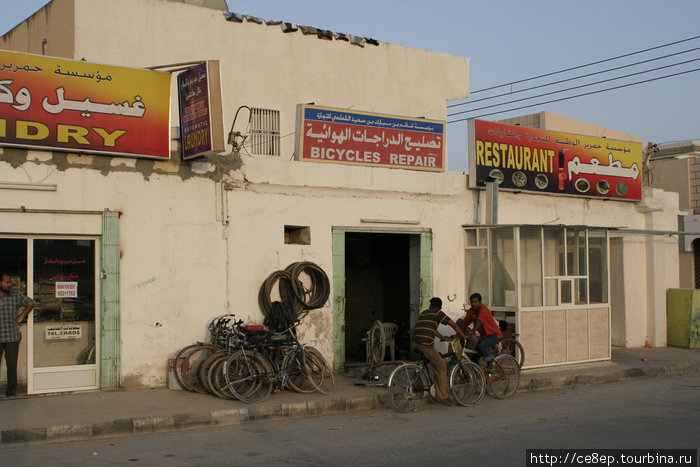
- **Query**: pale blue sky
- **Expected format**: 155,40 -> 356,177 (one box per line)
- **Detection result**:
2,0 -> 699,172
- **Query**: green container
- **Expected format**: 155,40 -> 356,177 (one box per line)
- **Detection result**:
666,289 -> 700,349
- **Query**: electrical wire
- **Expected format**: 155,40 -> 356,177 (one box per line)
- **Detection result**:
448,67 -> 700,123
448,46 -> 700,109
467,34 -> 700,95
448,57 -> 700,117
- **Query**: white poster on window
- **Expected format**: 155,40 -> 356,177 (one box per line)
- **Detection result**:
55,281 -> 78,298
45,324 -> 82,340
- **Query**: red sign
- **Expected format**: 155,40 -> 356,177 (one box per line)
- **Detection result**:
0,50 -> 171,159
296,105 -> 445,171
469,119 -> 643,201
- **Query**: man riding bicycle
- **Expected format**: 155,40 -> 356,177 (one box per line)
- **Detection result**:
411,297 -> 469,406
458,293 -> 502,368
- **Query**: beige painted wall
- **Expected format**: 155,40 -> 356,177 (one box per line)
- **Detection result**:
0,0 -> 75,58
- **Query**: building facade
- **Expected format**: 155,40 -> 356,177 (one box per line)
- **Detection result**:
0,0 -> 679,393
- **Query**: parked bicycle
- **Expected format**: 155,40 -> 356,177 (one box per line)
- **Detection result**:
223,321 -> 335,403
386,337 -> 485,412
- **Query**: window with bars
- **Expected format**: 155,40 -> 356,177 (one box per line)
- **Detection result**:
249,108 -> 280,156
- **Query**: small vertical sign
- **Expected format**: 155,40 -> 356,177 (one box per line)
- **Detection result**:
177,61 -> 224,160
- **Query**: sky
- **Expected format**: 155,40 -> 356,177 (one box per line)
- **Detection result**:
1,0 -> 699,173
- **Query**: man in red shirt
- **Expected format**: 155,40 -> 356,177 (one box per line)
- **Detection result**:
459,292 -> 502,366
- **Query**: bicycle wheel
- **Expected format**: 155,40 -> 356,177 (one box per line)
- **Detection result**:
206,352 -> 236,399
224,349 -> 273,403
199,350 -> 227,396
387,363 -> 430,412
174,343 -> 218,393
304,347 -> 335,394
497,338 -> 525,369
284,347 -> 316,393
488,354 -> 520,399
449,360 -> 485,406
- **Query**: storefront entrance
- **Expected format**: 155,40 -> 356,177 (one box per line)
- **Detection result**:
0,237 -> 99,394
331,229 -> 432,368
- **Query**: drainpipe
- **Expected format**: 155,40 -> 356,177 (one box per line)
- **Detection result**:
485,177 -> 498,225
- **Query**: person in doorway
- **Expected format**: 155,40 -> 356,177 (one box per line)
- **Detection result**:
0,272 -> 35,397
411,297 -> 469,406
459,292 -> 502,367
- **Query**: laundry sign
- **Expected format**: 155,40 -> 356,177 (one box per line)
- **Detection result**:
55,281 -> 78,298
45,324 -> 82,340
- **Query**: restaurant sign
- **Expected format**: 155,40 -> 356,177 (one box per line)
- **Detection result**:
468,119 -> 643,201
0,50 -> 171,159
295,104 -> 445,171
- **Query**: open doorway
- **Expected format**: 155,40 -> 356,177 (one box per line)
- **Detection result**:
343,232 -> 421,363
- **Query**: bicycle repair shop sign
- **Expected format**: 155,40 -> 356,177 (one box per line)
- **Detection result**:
295,104 -> 445,171
0,49 -> 171,159
45,324 -> 82,340
468,119 -> 643,201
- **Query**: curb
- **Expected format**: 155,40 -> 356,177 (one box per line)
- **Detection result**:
2,361 -> 699,445
520,361 -> 700,392
0,394 -> 385,446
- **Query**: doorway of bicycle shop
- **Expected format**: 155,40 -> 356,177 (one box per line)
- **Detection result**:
0,236 -> 100,394
334,230 -> 432,367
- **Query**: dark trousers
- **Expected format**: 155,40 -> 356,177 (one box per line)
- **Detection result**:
0,341 -> 20,396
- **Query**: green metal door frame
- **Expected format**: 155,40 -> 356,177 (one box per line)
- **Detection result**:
101,211 -> 121,389
331,229 -> 432,369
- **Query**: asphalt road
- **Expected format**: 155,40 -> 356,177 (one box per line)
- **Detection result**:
2,374 -> 699,466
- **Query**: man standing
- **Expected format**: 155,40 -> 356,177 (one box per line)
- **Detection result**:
460,292 -> 502,366
411,297 -> 469,406
0,272 -> 35,397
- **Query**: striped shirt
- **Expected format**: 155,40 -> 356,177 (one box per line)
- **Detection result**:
0,291 -> 34,343
412,308 -> 449,346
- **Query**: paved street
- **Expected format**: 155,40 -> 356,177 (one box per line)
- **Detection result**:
2,374 -> 699,466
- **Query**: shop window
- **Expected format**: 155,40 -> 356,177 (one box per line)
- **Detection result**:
520,227 -> 542,307
490,228 -> 515,307
566,229 -> 587,276
285,225 -> 310,245
544,228 -> 565,276
249,107 -> 280,156
588,230 -> 608,303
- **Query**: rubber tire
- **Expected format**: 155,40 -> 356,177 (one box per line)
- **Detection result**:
304,347 -> 335,394
387,363 -> 430,412
493,338 -> 525,369
449,359 -> 486,406
174,343 -> 218,393
198,350 -> 227,396
224,349 -> 273,403
488,354 -> 520,399
208,355 -> 237,400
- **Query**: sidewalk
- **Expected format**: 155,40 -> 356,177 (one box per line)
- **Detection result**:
0,346 -> 698,445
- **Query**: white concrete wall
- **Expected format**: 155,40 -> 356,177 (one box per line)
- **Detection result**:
67,0 -> 470,162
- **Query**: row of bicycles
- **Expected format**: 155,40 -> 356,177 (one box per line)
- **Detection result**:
173,314 -> 335,403
386,337 -> 521,412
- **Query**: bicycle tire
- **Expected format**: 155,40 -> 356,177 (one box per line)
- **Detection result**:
208,355 -> 237,400
224,349 -> 273,403
488,354 -> 520,399
493,338 -> 525,369
387,363 -> 430,412
304,347 -> 335,394
174,343 -> 218,393
449,360 -> 485,406
198,350 -> 227,396
284,347 -> 316,393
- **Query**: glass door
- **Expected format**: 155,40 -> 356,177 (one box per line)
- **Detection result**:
28,238 -> 99,393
